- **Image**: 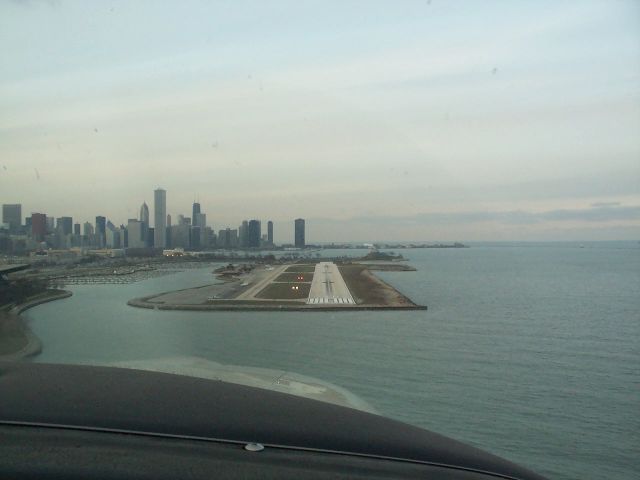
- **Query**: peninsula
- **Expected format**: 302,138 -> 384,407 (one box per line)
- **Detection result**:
128,260 -> 425,311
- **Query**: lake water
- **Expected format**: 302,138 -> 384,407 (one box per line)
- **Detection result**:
23,243 -> 640,480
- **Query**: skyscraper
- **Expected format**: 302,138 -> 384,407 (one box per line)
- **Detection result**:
139,202 -> 149,224
192,202 -> 201,225
239,220 -> 249,248
2,204 -> 22,233
194,213 -> 206,229
218,228 -> 238,248
267,220 -> 273,245
95,216 -> 106,247
127,219 -> 145,248
294,218 -> 305,248
154,188 -> 166,248
57,216 -> 73,235
248,220 -> 261,248
190,226 -> 201,249
31,213 -> 46,242
139,201 -> 150,246
106,221 -> 121,248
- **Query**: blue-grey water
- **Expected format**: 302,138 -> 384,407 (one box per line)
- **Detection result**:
22,243 -> 640,480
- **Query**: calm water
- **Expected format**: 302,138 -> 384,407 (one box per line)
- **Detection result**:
23,243 -> 640,480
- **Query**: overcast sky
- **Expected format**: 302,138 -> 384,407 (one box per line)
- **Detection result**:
1,0 -> 639,242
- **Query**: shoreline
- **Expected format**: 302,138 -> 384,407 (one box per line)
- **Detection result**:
127,298 -> 427,312
0,289 -> 72,361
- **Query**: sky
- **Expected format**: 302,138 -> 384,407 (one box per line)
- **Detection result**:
1,0 -> 639,242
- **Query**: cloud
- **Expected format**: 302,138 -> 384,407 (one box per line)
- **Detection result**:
8,0 -> 59,7
591,201 -> 621,208
338,204 -> 640,227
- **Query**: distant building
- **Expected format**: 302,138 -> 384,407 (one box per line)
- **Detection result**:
248,220 -> 261,248
267,220 -> 274,245
45,217 -> 55,234
106,221 -> 122,249
31,213 -> 47,241
218,228 -> 238,248
83,222 -> 94,236
147,227 -> 154,248
139,202 -> 149,224
57,216 -> 73,236
239,220 -> 248,248
203,226 -> 213,248
127,219 -> 145,248
170,224 -> 191,249
194,212 -> 206,229
177,215 -> 191,226
190,226 -> 201,249
73,223 -> 81,236
154,188 -> 167,249
2,204 -> 21,233
294,218 -> 305,248
139,201 -> 150,246
95,216 -> 106,247
192,202 -> 201,224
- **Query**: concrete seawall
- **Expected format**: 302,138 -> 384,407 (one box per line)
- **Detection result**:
127,297 -> 427,312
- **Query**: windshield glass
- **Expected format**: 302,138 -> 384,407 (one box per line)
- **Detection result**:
1,2 -> 639,479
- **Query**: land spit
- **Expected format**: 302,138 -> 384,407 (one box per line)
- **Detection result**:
0,289 -> 72,360
128,262 -> 426,312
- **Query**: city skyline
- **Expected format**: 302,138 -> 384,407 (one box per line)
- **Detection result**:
1,195 -> 308,244
1,185 -> 308,249
3,193 -> 640,243
1,1 -> 639,241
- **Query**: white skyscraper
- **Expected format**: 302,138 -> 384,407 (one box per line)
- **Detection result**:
154,188 -> 166,248
127,219 -> 145,249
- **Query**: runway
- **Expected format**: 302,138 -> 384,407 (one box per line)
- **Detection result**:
307,262 -> 355,305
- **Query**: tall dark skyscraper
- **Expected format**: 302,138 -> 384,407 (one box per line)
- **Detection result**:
31,213 -> 46,241
73,223 -> 81,236
57,216 -> 73,235
2,204 -> 22,233
294,218 -> 305,248
192,202 -> 201,225
248,220 -> 261,248
95,216 -> 106,247
267,220 -> 273,245
239,220 -> 249,248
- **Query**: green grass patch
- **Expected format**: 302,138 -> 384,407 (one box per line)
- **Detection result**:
285,265 -> 316,273
338,265 -> 382,305
275,272 -> 314,283
255,282 -> 311,300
